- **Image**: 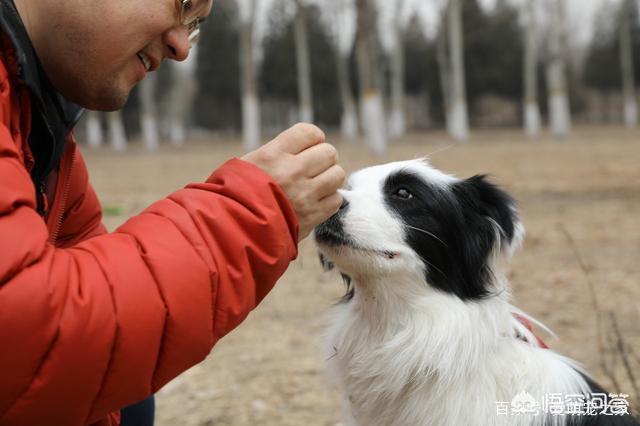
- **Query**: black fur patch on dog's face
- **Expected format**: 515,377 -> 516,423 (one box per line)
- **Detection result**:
383,171 -> 518,300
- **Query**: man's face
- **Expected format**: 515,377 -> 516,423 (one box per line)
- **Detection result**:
25,0 -> 212,111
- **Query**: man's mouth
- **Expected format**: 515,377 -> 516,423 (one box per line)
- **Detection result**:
137,52 -> 151,71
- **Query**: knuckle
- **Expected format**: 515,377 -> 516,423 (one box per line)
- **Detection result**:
297,123 -> 325,143
324,144 -> 338,162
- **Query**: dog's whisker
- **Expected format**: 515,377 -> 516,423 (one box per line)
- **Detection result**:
404,225 -> 448,248
421,258 -> 446,277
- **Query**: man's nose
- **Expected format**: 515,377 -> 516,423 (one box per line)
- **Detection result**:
162,27 -> 191,62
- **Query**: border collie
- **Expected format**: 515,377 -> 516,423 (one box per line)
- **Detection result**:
314,159 -> 637,426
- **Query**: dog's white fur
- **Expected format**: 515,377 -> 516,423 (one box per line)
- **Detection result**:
317,160 -> 593,426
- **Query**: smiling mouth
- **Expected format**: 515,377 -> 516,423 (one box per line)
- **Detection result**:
136,52 -> 151,71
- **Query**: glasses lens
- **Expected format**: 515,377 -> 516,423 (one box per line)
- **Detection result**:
188,27 -> 201,45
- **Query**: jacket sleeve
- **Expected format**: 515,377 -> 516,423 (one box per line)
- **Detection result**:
0,118 -> 299,425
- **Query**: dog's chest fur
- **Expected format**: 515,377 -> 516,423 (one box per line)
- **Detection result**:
324,276 -> 590,426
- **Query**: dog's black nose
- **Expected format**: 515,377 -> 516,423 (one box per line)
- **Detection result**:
339,198 -> 349,211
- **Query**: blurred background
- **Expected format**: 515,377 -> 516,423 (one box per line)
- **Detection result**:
79,0 -> 640,149
80,0 -> 639,424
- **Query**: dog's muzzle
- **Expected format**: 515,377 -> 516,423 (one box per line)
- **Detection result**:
314,198 -> 351,247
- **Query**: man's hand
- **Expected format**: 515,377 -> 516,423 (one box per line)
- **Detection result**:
242,123 -> 345,241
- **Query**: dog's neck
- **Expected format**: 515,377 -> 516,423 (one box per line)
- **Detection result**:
333,266 -> 518,378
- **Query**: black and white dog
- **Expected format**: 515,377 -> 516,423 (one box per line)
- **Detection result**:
314,159 -> 637,426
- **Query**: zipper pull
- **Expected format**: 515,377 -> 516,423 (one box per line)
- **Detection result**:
37,181 -> 49,217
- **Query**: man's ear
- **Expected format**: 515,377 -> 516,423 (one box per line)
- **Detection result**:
456,175 -> 524,256
318,252 -> 335,271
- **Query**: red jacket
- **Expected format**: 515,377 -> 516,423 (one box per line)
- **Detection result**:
0,21 -> 298,426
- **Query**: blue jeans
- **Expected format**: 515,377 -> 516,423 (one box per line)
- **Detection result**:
121,395 -> 155,426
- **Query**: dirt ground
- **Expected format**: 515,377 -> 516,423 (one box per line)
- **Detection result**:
83,126 -> 640,425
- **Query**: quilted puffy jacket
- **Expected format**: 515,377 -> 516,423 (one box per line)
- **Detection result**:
0,6 -> 298,426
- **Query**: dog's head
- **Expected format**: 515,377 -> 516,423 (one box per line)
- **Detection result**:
314,159 -> 524,300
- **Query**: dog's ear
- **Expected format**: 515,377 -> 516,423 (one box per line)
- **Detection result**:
318,252 -> 335,271
455,175 -> 524,256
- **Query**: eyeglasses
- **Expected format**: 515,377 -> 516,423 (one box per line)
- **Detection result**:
176,0 -> 207,45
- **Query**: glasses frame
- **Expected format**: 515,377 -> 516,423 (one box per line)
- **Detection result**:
177,0 -> 202,45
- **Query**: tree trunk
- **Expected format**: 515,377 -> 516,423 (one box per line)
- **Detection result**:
448,0 -> 469,141
107,111 -> 127,152
355,0 -> 387,155
86,111 -> 103,148
523,0 -> 541,138
546,0 -> 571,138
294,1 -> 314,123
139,73 -> 159,152
169,45 -> 199,145
436,15 -> 452,135
335,47 -> 358,141
389,0 -> 407,139
239,0 -> 261,151
620,0 -> 637,127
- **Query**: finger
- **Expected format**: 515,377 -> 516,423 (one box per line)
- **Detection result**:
273,123 -> 326,155
296,143 -> 338,178
314,192 -> 343,223
310,164 -> 346,200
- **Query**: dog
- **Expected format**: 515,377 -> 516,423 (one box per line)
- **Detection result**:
314,159 -> 638,426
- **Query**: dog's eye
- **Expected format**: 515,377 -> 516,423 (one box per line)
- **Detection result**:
393,188 -> 413,200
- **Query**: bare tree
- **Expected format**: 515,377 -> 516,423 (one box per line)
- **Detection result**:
85,111 -> 127,151
523,0 -> 541,138
619,0 -> 637,127
86,111 -> 104,148
322,0 -> 358,142
436,11 -> 453,136
239,0 -> 261,151
356,0 -> 387,155
169,45 -> 199,145
387,0 -> 408,139
545,0 -> 571,138
447,0 -> 469,141
294,0 -> 314,123
139,73 -> 160,152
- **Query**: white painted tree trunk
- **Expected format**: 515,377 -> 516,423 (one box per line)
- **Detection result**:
362,92 -> 387,155
524,0 -> 541,138
356,0 -> 387,154
239,2 -> 260,151
107,111 -> 127,152
524,103 -> 541,137
341,102 -> 358,142
169,45 -> 199,145
546,0 -> 571,138
389,36 -> 406,139
388,0 -> 407,139
335,49 -> 358,142
242,93 -> 260,153
436,18 -> 453,136
139,73 -> 159,152
86,111 -> 103,148
448,0 -> 469,142
546,61 -> 571,137
620,0 -> 637,127
294,1 -> 314,123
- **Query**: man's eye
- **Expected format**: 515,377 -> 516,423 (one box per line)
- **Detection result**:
393,188 -> 413,200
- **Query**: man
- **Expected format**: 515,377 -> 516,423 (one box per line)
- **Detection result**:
0,0 -> 345,425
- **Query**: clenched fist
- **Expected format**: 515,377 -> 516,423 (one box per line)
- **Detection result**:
242,123 -> 345,241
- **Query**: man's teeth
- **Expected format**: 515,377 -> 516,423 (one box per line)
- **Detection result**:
138,53 -> 151,71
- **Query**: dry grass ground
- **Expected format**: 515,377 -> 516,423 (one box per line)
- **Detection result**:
83,126 -> 640,425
